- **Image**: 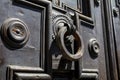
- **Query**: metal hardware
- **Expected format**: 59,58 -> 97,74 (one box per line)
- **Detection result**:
8,22 -> 27,42
52,15 -> 76,36
56,27 -> 84,61
94,0 -> 100,7
0,18 -> 30,49
53,15 -> 84,61
88,38 -> 100,57
113,8 -> 118,17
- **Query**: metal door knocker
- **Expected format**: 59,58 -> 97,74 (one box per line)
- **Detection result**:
53,15 -> 84,61
56,27 -> 84,61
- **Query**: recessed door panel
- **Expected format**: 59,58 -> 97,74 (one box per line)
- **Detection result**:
0,0 -> 51,80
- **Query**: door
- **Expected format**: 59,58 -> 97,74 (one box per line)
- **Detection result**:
109,0 -> 120,79
0,0 -> 115,80
49,0 -> 108,80
0,0 -> 52,80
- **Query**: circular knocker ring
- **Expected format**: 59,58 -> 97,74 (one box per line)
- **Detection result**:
56,27 -> 84,61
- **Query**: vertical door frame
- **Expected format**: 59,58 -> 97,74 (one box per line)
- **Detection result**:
101,0 -> 119,80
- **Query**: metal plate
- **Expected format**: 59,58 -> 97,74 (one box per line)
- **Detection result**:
0,0 -> 51,80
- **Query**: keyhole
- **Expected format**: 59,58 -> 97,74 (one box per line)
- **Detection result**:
12,27 -> 24,36
94,45 -> 98,50
14,29 -> 20,34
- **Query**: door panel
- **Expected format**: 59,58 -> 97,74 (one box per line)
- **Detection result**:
49,0 -> 108,80
0,0 -> 51,80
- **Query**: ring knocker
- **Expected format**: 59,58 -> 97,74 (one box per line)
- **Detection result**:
56,27 -> 84,61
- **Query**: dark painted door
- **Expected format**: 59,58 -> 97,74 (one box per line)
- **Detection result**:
0,0 -> 117,80
50,0 -> 108,80
0,0 -> 52,80
109,0 -> 120,79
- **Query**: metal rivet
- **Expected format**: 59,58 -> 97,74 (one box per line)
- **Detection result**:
113,8 -> 118,17
94,0 -> 100,7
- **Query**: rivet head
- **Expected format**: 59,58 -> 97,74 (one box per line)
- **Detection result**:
113,8 -> 118,17
94,0 -> 100,7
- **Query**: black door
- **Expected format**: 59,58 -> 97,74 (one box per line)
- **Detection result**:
0,0 -> 118,80
50,0 -> 108,80
108,0 -> 120,80
0,0 -> 52,80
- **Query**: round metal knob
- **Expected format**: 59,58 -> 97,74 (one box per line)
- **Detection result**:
56,27 -> 84,61
8,21 -> 28,42
88,38 -> 100,57
0,18 -> 30,49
